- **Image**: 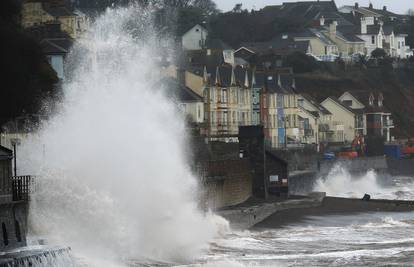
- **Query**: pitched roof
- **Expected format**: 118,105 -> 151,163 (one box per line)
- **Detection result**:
264,73 -> 297,94
366,25 -> 381,35
300,93 -> 332,115
343,91 -> 390,114
324,96 -> 357,114
205,39 -> 232,50
160,78 -> 203,102
43,4 -> 75,17
40,38 -> 73,54
382,25 -> 394,36
336,25 -> 365,42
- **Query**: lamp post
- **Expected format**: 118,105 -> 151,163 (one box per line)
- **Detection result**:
10,138 -> 21,177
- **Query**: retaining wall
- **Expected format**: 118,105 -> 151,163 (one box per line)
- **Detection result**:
204,159 -> 253,209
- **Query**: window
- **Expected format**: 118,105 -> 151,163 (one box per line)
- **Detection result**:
223,111 -> 228,124
371,35 -> 375,44
197,106 -> 201,119
398,41 -> 401,49
298,99 -> 304,108
221,89 -> 227,103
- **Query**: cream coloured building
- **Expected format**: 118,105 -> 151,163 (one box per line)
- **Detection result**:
321,97 -> 359,143
22,2 -> 89,39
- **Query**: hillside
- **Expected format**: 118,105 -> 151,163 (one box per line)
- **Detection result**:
295,64 -> 414,138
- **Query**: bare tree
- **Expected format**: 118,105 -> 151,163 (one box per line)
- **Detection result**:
192,0 -> 218,15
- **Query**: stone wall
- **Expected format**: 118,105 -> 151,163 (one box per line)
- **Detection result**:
204,159 -> 253,209
0,202 -> 27,250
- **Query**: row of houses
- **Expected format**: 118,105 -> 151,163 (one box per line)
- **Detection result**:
20,0 -> 91,81
182,1 -> 413,61
168,63 -> 394,150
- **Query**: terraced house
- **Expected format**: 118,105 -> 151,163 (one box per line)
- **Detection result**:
21,0 -> 89,39
202,66 -> 252,141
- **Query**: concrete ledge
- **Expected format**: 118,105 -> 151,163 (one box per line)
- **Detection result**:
0,246 -> 71,266
217,195 -> 324,230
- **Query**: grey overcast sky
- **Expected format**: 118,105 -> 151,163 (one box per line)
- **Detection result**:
216,0 -> 414,14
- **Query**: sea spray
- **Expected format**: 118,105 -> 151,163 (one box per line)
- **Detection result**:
19,5 -> 225,265
314,163 -> 382,198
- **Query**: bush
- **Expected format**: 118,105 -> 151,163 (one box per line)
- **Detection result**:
371,48 -> 387,58
285,52 -> 319,73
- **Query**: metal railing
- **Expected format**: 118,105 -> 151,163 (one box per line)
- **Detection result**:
12,176 -> 33,202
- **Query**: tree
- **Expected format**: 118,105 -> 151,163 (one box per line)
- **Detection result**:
192,0 -> 218,15
232,3 -> 243,13
0,0 -> 58,126
371,48 -> 387,58
285,52 -> 319,73
407,9 -> 414,17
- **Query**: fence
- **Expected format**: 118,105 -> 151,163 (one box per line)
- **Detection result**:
12,176 -> 33,202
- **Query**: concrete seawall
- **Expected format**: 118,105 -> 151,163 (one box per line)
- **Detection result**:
217,193 -> 326,230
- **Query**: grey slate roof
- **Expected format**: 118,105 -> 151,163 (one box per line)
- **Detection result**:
366,25 -> 381,35
301,94 -> 332,115
160,78 -> 203,102
43,4 -> 75,17
336,25 -> 364,42
40,38 -> 73,54
205,39 -> 232,50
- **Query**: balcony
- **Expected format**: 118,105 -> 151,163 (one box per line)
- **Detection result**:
12,176 -> 34,202
304,128 -> 314,137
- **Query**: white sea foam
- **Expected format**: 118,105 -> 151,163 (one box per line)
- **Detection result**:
19,5 -> 224,266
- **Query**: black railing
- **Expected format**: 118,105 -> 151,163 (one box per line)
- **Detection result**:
12,176 -> 33,202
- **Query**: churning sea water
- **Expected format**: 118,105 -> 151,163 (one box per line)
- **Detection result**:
14,3 -> 414,266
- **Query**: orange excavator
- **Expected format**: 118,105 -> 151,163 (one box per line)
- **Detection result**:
402,142 -> 414,157
337,135 -> 364,159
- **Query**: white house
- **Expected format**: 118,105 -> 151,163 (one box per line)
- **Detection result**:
357,17 -> 385,56
338,91 -> 394,142
321,97 -> 358,143
182,24 -> 208,51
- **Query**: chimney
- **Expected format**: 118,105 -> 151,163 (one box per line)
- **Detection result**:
355,2 -> 359,9
251,68 -> 257,86
230,67 -> 236,86
203,66 -> 208,85
369,93 -> 375,106
320,16 -> 325,26
215,66 -> 221,86
369,2 -> 373,9
360,17 -> 367,34
244,70 -> 249,88
378,93 -> 384,107
383,6 -> 387,11
329,21 -> 338,38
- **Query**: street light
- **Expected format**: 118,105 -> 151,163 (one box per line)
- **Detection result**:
10,138 -> 21,177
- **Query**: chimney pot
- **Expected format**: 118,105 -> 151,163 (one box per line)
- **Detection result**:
383,6 -> 387,11
369,3 -> 373,9
355,2 -> 359,9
